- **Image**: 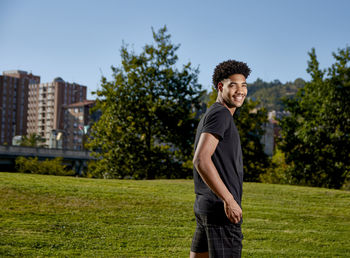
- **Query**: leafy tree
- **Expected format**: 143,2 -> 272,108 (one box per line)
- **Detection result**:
206,89 -> 270,181
206,86 -> 217,108
235,98 -> 270,181
87,26 -> 203,179
19,133 -> 46,147
279,47 -> 350,189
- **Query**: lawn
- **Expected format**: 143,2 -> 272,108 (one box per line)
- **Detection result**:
0,172 -> 349,257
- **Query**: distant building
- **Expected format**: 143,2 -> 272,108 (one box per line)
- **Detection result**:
0,70 -> 40,145
261,120 -> 277,156
261,110 -> 283,156
27,77 -> 87,147
63,100 -> 99,150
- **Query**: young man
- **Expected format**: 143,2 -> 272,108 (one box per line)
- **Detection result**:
190,60 -> 251,258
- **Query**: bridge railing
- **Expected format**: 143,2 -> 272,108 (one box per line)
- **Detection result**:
0,145 -> 96,160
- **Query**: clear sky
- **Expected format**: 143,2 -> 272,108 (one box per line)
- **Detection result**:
1,0 -> 349,99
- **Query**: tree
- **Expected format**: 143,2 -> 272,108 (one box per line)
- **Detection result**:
206,89 -> 270,181
19,133 -> 46,147
279,47 -> 350,189
87,26 -> 203,179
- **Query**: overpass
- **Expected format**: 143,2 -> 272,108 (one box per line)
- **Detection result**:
0,145 -> 97,175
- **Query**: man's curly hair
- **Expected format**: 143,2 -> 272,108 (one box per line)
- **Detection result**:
212,60 -> 251,89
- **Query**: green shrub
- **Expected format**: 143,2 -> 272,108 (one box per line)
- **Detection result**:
260,148 -> 291,184
15,156 -> 40,173
15,157 -> 74,176
342,175 -> 350,191
85,160 -> 104,178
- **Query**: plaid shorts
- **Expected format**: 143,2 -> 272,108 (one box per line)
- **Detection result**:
191,212 -> 243,258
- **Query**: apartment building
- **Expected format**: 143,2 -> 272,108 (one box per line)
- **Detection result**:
0,70 -> 40,145
27,77 -> 87,146
63,100 -> 98,150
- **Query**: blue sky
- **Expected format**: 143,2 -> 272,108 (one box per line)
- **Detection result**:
1,0 -> 349,99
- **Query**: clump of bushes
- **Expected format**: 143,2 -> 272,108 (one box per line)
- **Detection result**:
15,157 -> 74,176
259,148 -> 291,185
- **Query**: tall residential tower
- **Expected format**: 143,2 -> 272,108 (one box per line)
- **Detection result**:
0,70 -> 40,145
27,77 -> 87,146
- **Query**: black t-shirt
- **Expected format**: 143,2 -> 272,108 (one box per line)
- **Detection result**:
193,102 -> 244,216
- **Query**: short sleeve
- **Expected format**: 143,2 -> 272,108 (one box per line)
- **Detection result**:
202,108 -> 229,141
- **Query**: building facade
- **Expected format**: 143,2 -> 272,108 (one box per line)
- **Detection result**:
0,70 -> 40,145
261,110 -> 283,156
63,100 -> 98,150
27,77 -> 87,146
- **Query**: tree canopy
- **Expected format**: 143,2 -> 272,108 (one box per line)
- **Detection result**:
279,47 -> 350,189
19,133 -> 46,147
87,26 -> 203,179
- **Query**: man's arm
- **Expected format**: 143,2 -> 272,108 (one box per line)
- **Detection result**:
193,132 -> 242,223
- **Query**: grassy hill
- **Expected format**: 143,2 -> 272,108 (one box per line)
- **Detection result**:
0,173 -> 349,257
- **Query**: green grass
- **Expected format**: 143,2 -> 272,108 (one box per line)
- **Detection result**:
0,173 -> 349,257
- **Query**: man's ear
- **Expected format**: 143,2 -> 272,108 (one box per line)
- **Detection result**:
217,82 -> 223,92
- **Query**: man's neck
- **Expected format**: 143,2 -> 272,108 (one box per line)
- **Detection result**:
216,96 -> 236,116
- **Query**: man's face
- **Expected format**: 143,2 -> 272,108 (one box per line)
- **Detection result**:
219,74 -> 247,108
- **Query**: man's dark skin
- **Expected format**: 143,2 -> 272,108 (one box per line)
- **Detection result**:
190,73 -> 247,258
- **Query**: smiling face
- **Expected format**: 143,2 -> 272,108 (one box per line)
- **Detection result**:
218,74 -> 247,110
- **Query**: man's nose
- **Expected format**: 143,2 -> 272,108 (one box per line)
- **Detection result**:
235,85 -> 245,93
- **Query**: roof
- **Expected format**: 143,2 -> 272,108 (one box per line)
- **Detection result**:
3,70 -> 27,75
53,77 -> 65,82
64,100 -> 96,108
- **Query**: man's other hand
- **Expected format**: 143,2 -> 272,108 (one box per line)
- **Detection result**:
224,196 -> 242,224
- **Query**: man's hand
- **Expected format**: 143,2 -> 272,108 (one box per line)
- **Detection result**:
224,195 -> 242,224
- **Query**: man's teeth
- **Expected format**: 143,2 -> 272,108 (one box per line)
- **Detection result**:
233,94 -> 244,99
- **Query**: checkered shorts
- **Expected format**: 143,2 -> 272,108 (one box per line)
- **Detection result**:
191,212 -> 243,258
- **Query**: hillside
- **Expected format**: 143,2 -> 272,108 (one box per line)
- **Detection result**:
247,78 -> 305,111
1,173 -> 349,257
